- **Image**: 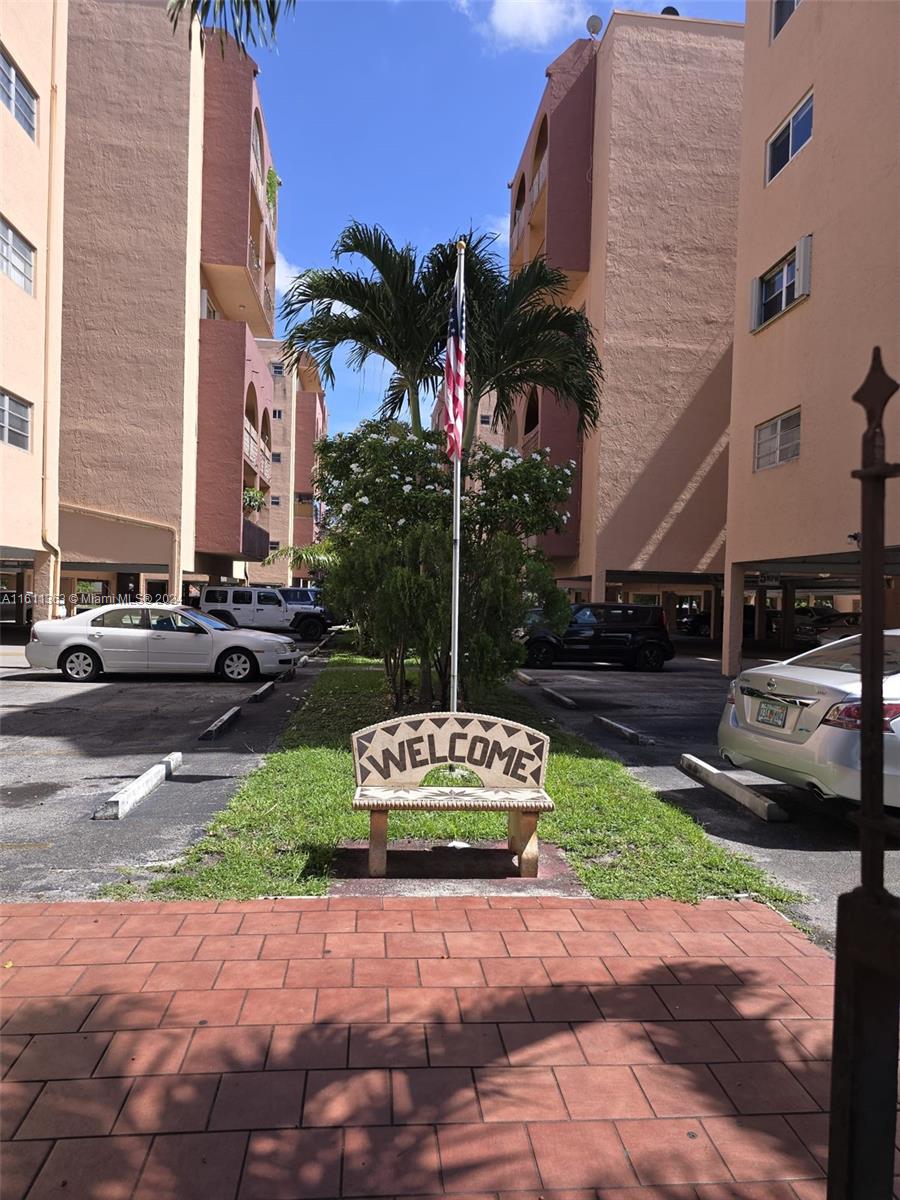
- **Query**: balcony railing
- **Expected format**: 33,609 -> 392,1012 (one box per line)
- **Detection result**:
522,428 -> 540,457
263,283 -> 274,324
243,417 -> 259,470
258,442 -> 272,484
248,235 -> 261,276
511,211 -> 525,250
529,155 -> 547,211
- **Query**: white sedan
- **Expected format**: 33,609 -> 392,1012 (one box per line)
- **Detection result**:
719,632 -> 900,809
25,604 -> 302,682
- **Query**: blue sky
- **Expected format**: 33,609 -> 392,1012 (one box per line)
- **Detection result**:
255,0 -> 744,433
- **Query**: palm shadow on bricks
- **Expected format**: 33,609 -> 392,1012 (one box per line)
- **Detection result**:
0,936 -> 851,1199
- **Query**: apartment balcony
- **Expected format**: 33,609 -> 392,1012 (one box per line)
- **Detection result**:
196,321 -> 274,561
200,38 -> 277,336
529,155 -> 547,211
263,283 -> 275,326
241,517 -> 269,562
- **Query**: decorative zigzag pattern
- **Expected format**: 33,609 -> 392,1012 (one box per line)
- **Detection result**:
352,786 -> 554,812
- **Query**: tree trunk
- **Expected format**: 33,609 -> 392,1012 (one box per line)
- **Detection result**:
407,381 -> 423,437
461,384 -> 482,455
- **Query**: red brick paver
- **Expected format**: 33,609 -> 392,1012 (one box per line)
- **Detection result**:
0,897 -> 846,1198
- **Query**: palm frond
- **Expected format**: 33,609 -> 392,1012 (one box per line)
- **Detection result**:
166,0 -> 297,51
265,541 -> 337,572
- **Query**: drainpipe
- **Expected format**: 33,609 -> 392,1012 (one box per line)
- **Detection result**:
40,0 -> 62,610
58,503 -> 181,601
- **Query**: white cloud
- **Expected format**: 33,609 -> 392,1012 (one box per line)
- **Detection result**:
458,0 -> 593,50
275,249 -> 302,295
481,213 -> 511,252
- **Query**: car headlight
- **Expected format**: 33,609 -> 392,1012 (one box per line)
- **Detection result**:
265,640 -> 290,650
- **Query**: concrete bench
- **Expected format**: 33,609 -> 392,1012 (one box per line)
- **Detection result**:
351,713 -> 554,878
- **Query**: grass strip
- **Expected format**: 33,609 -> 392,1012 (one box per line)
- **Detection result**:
141,663 -> 798,904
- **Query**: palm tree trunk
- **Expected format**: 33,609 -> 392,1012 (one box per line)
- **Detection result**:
407,381 -> 423,437
461,385 -> 481,455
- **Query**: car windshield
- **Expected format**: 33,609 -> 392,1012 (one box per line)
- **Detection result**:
185,609 -> 231,631
281,588 -> 317,604
790,634 -> 900,675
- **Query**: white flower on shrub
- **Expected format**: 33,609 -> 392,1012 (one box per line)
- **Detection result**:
359,496 -> 369,505
402,484 -> 412,493
562,511 -> 570,523
341,503 -> 352,514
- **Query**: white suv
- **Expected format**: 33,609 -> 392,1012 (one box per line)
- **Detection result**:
198,584 -> 329,640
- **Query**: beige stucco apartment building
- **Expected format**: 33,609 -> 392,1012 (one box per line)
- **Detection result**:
506,11 -> 744,626
0,0 -> 67,621
721,0 -> 900,672
247,345 -> 327,587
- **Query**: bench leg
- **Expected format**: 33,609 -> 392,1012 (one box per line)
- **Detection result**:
507,810 -> 522,857
517,812 -> 539,878
368,810 -> 388,878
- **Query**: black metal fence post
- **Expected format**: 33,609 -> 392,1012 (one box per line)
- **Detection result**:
827,347 -> 900,1200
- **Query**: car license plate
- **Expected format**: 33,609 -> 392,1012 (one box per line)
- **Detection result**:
757,699 -> 788,728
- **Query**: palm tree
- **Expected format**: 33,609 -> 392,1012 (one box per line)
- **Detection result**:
166,0 -> 297,51
280,223 -> 465,436
282,223 -> 602,449
461,254 -> 602,454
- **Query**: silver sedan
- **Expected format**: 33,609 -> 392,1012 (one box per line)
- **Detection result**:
25,604 -> 301,682
718,632 -> 900,809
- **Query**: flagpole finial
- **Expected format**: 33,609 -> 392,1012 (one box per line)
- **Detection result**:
456,238 -> 466,252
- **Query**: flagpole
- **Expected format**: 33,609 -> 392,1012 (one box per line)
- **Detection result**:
449,239 -> 465,713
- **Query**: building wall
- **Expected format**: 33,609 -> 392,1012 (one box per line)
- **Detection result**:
252,341 -> 297,586
293,375 -> 327,557
726,0 -> 900,568
58,0 -> 201,587
0,0 -> 67,608
585,15 -> 743,596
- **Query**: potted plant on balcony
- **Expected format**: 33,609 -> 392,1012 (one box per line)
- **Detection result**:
242,487 -> 267,513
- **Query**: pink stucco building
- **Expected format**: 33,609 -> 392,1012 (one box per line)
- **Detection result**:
721,0 -> 900,671
505,12 -> 744,625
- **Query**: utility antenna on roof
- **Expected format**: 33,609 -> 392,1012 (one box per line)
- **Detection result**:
586,14 -> 603,37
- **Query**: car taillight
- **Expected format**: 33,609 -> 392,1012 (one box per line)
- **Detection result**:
725,680 -> 735,705
822,701 -> 900,733
29,626 -> 39,642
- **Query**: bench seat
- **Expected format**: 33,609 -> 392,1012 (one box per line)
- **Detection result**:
353,786 -> 554,812
353,785 -> 554,878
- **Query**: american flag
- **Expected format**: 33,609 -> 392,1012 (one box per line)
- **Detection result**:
443,248 -> 466,461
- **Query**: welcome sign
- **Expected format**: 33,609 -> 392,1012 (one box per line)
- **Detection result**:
351,713 -> 549,788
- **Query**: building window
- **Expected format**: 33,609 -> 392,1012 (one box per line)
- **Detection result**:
767,94 -> 812,182
272,408 -> 283,419
272,451 -> 282,464
754,408 -> 801,471
295,491 -> 313,504
479,411 -> 491,427
252,112 -> 263,174
271,495 -> 281,506
772,0 -> 800,38
0,390 -> 31,450
0,46 -> 37,140
0,216 -> 35,294
271,362 -> 284,377
269,540 -> 280,552
205,295 -> 218,320
750,236 -> 811,330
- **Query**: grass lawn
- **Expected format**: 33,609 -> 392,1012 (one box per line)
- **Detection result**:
135,661 -> 798,906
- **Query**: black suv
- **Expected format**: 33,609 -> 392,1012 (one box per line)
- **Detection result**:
524,603 -> 676,672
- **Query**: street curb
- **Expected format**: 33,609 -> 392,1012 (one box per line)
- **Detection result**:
199,705 -> 242,741
593,714 -> 655,745
514,670 -> 534,685
539,684 -> 577,709
248,681 -> 275,703
92,752 -> 182,821
679,753 -> 790,822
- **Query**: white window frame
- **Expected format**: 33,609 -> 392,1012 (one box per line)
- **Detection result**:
272,408 -> 283,419
772,0 -> 801,39
0,45 -> 37,140
271,451 -> 282,464
479,412 -> 492,427
750,235 -> 811,331
270,495 -> 281,507
754,407 -> 801,472
268,540 -> 280,552
766,92 -> 813,183
0,389 -> 31,451
271,362 -> 284,377
0,216 -> 35,295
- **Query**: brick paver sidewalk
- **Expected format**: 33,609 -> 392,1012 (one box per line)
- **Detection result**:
0,895 -> 873,1199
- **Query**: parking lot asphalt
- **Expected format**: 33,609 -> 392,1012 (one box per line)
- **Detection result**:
0,656 -> 326,901
517,645 -> 900,945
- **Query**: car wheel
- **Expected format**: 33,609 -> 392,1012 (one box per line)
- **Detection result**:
635,643 -> 666,672
525,642 -> 555,669
217,649 -> 259,682
209,610 -> 238,628
61,647 -> 101,682
296,617 -> 325,641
